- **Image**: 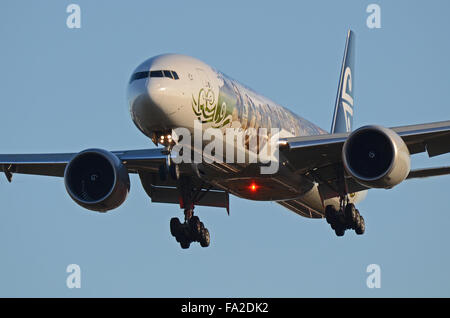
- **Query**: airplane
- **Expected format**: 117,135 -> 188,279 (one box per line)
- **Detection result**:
2,30 -> 450,249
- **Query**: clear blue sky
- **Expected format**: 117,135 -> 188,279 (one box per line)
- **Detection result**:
0,0 -> 450,297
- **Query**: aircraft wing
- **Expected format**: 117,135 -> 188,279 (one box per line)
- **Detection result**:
1,120 -> 450,201
279,120 -> 450,198
406,166 -> 450,179
0,148 -> 168,180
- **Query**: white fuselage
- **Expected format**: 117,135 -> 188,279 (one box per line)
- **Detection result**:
127,54 -> 366,217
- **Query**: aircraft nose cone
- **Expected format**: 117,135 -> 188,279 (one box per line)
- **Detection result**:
128,75 -> 170,136
127,55 -> 189,137
147,78 -> 167,110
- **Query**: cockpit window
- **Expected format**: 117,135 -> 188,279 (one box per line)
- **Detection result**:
129,71 -> 149,83
129,69 -> 180,84
163,70 -> 172,78
150,70 -> 163,78
150,69 -> 179,80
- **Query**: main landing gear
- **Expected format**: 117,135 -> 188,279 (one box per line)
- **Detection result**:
170,209 -> 211,249
169,176 -> 210,249
325,199 -> 365,237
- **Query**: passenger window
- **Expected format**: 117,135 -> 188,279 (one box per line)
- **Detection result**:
150,70 -> 163,77
163,70 -> 173,78
171,71 -> 179,80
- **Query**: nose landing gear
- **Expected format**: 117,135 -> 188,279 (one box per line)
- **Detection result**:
325,199 -> 365,237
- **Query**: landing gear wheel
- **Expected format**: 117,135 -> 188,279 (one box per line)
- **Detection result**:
189,216 -> 202,238
171,211 -> 211,248
170,217 -> 181,237
335,226 -> 345,237
325,205 -> 337,225
172,177 -> 214,248
180,238 -> 190,249
326,200 -> 367,237
345,203 -> 357,224
355,215 -> 365,235
354,210 -> 361,229
200,228 -> 210,247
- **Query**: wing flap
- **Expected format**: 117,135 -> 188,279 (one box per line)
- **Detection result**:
277,199 -> 323,219
149,185 -> 229,210
113,149 -> 168,172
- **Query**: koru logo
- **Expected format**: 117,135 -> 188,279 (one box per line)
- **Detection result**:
192,88 -> 231,128
341,66 -> 353,132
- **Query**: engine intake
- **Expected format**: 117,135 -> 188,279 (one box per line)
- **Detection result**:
342,126 -> 411,189
64,149 -> 130,212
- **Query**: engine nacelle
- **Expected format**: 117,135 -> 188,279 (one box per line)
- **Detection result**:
64,149 -> 130,212
342,125 -> 411,189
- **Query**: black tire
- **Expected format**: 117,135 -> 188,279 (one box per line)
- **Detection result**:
180,239 -> 190,249
200,228 -> 210,247
354,210 -> 361,229
325,205 -> 336,224
170,217 -> 181,237
190,216 -> 202,238
345,203 -> 357,224
356,215 -> 365,235
335,226 -> 345,237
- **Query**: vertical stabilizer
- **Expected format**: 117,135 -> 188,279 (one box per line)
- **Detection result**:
330,30 -> 355,134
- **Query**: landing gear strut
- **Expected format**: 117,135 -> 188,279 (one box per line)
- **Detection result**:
170,176 -> 211,249
325,197 -> 365,237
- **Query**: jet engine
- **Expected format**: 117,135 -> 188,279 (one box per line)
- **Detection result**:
64,149 -> 130,212
342,125 -> 411,189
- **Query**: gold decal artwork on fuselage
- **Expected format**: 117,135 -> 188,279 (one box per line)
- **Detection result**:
192,88 -> 230,128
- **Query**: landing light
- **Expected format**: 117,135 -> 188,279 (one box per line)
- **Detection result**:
158,133 -> 175,146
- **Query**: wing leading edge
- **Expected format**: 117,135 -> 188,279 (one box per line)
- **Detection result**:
0,148 -> 168,179
1,120 -> 449,180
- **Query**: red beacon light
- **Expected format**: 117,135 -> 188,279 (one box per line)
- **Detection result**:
249,182 -> 258,192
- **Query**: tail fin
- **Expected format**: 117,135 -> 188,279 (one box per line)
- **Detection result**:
330,30 -> 355,134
